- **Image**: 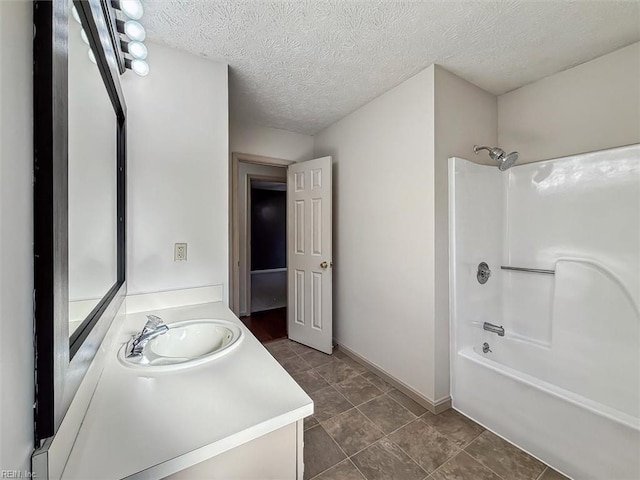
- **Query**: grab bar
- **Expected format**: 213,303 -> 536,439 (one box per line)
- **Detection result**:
501,266 -> 555,275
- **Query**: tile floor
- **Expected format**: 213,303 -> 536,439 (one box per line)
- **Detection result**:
264,338 -> 570,480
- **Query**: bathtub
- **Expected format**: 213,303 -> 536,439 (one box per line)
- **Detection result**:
454,344 -> 639,479
448,145 -> 640,480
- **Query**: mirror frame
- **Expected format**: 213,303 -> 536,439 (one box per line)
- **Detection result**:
33,0 -> 126,442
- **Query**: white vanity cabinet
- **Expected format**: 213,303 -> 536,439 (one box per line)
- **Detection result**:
59,302 -> 313,480
164,421 -> 304,480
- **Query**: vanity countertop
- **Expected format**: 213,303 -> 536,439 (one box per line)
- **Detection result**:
62,302 -> 313,479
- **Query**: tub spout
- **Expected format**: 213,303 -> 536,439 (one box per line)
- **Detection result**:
483,322 -> 504,337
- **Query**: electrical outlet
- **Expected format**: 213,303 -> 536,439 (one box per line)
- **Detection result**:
174,243 -> 187,261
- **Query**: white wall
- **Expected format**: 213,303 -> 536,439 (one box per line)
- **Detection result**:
314,42 -> 637,404
314,67 -> 437,400
499,42 -> 640,164
230,122 -> 313,162
433,66 -> 497,401
122,42 -> 229,298
0,0 -> 34,471
313,65 -> 497,404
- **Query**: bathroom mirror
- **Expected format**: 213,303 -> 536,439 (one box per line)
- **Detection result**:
34,0 -> 126,442
68,9 -> 118,337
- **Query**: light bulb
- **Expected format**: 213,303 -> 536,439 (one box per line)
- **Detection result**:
127,41 -> 147,60
80,29 -> 90,45
71,5 -> 81,23
119,0 -> 143,20
88,49 -> 97,64
124,20 -> 146,42
131,59 -> 149,76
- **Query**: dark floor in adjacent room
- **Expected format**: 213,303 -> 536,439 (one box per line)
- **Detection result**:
263,338 -> 569,480
240,307 -> 287,343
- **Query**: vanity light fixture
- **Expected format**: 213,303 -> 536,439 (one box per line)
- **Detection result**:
71,4 -> 81,23
125,58 -> 149,76
80,29 -> 90,46
88,49 -> 97,64
112,0 -> 149,78
122,40 -> 148,60
117,19 -> 146,42
112,0 -> 143,20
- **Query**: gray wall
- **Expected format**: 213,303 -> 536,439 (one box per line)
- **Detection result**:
499,42 -> 640,163
314,67 -> 439,401
0,0 -> 34,471
433,65 -> 498,401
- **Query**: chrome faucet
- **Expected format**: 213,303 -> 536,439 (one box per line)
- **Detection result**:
126,315 -> 169,358
483,322 -> 505,337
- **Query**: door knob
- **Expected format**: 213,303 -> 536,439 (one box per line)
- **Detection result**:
320,261 -> 328,269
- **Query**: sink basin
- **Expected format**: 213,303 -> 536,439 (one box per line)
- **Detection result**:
118,319 -> 243,371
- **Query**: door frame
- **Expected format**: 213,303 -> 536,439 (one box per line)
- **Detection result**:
229,152 -> 294,315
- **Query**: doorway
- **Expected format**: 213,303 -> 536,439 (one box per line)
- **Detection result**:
244,179 -> 287,341
249,179 -> 287,311
230,153 -> 334,352
230,153 -> 293,341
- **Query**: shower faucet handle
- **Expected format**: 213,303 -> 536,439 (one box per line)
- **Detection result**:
477,262 -> 491,284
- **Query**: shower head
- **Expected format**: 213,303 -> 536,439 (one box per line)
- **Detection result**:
500,151 -> 519,171
473,145 -> 519,171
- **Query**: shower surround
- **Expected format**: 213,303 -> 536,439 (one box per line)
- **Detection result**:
448,144 -> 640,479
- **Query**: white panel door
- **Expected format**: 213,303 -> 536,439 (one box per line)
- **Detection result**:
287,157 -> 332,354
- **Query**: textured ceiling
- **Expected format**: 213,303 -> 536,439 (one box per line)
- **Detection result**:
143,1 -> 640,135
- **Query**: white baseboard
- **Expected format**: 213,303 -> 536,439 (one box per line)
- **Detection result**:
335,342 -> 452,415
251,303 -> 287,313
125,285 -> 224,314
250,268 -> 287,275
